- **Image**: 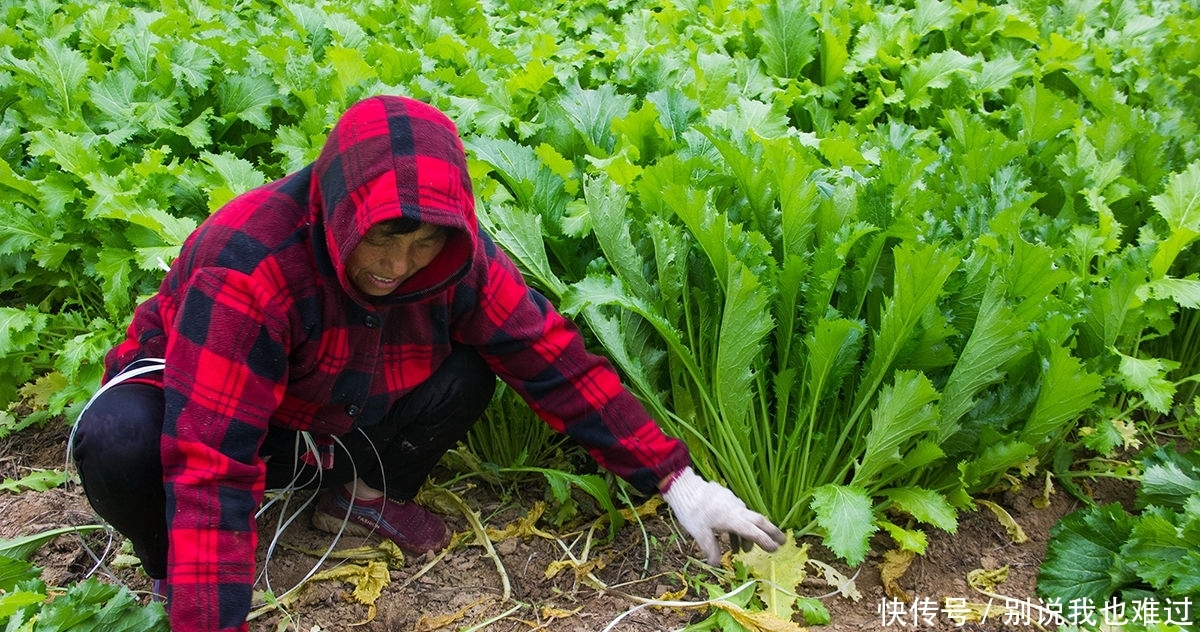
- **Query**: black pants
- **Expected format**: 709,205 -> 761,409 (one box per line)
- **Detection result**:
71,346 -> 496,578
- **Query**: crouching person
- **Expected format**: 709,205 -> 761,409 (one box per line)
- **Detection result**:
71,95 -> 785,632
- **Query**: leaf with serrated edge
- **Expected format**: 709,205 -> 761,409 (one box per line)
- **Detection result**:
736,534 -> 808,620
880,487 -> 957,532
854,371 -> 940,486
811,484 -> 875,566
1037,503 -> 1132,603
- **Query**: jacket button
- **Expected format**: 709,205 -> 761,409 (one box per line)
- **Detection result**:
364,314 -> 380,328
345,404 -> 361,416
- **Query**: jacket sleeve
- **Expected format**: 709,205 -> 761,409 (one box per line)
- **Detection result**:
453,234 -> 690,493
160,268 -> 289,632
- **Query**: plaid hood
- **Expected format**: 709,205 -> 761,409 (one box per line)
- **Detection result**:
312,95 -> 477,304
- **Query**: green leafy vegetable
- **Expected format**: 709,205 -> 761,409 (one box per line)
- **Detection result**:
1038,445 -> 1200,613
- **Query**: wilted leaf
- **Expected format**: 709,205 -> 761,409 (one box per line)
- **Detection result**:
976,499 -> 1028,544
736,534 -> 810,620
806,558 -> 862,601
308,560 -> 390,620
879,549 -> 914,601
414,597 -> 491,632
709,600 -> 808,632
544,556 -> 606,581
283,539 -> 404,570
486,501 -> 555,541
539,605 -> 583,619
966,566 -> 1009,593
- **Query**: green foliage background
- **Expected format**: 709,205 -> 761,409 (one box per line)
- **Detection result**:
1,0 -> 1198,564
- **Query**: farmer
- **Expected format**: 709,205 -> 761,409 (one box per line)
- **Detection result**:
70,95 -> 785,632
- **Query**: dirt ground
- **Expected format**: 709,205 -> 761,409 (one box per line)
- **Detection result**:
0,422 -> 1136,631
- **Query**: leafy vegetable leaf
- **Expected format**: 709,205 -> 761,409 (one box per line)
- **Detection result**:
1137,446 -> 1200,509
1120,506 -> 1200,595
1151,160 -> 1200,234
880,487 -> 957,532
1115,351 -> 1179,414
854,371 -> 940,487
878,520 -> 928,554
217,73 -> 279,129
736,534 -> 810,621
1037,503 -> 1135,604
900,50 -> 976,109
0,556 -> 43,594
0,469 -> 71,494
811,484 -> 875,566
938,279 -> 1029,440
758,0 -> 818,78
715,264 -> 773,428
1022,344 -> 1104,449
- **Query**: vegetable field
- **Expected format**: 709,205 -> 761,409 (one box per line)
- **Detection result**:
2,0 -> 1198,629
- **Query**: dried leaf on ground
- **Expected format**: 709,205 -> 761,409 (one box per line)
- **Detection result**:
879,549 -> 914,601
976,499 -> 1029,543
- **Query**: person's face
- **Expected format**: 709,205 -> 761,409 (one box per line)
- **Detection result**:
345,222 -> 447,296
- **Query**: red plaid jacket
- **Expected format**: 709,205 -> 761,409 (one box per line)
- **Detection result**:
104,96 -> 689,632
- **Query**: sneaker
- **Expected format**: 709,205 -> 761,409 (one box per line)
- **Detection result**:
311,486 -> 450,554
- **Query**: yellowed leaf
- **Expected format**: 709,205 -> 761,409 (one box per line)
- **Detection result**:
414,597 -> 491,632
486,501 -> 556,540
967,566 -> 1009,594
417,486 -> 512,600
282,539 -> 405,570
618,496 -> 664,520
1110,418 -> 1143,451
306,560 -> 391,624
1032,471 -> 1054,509
540,605 -> 583,619
544,556 -> 606,581
416,485 -> 468,515
590,496 -> 665,532
711,600 -> 807,632
18,372 -> 67,409
309,561 -> 390,606
544,559 -> 569,579
975,499 -> 1028,544
658,585 -> 688,601
879,549 -> 914,601
806,558 -> 861,602
736,533 -> 809,620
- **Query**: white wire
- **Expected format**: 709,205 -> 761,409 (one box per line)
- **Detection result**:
65,358 -> 167,470
67,360 -> 401,607
64,359 -> 167,591
257,431 -> 329,600
255,425 -> 390,606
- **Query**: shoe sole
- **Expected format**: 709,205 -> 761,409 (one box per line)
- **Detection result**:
311,509 -> 379,540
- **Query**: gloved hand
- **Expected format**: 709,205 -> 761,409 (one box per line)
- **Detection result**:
661,466 -> 787,565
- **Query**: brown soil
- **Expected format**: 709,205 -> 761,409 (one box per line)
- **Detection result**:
0,422 -> 1136,631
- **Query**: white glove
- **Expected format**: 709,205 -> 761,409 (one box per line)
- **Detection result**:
661,466 -> 787,565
